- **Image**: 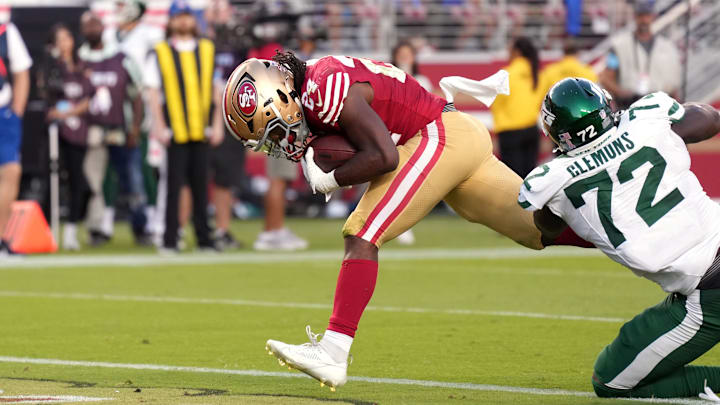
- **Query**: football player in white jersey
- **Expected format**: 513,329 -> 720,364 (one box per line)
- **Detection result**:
519,77 -> 720,400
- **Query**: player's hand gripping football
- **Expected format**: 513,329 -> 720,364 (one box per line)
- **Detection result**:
301,147 -> 340,201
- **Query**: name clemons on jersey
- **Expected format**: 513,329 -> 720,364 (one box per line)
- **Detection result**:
519,92 -> 720,295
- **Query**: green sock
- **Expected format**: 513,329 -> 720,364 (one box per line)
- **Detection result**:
628,366 -> 720,398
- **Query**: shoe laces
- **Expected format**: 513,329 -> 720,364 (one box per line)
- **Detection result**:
303,325 -> 322,346
301,326 -> 353,365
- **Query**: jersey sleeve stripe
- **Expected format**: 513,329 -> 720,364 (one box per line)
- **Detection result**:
319,73 -> 334,120
323,72 -> 344,125
327,72 -> 350,125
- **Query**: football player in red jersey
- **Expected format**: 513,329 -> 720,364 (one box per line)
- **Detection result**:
222,53 -> 589,389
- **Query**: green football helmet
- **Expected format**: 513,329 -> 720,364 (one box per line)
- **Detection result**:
540,78 -> 616,153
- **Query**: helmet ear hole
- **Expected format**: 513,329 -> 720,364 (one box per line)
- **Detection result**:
276,90 -> 289,104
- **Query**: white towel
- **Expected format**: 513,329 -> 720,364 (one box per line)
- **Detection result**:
439,70 -> 510,107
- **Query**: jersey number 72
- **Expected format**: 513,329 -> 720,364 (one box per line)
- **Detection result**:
563,146 -> 685,248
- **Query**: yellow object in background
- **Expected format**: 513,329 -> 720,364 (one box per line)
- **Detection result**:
538,56 -> 599,100
491,58 -> 542,133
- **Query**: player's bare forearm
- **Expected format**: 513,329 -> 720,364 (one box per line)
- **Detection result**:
534,206 -> 568,242
334,84 -> 399,186
333,148 -> 398,186
671,103 -> 720,144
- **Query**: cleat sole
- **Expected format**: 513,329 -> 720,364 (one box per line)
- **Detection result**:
264,341 -> 344,392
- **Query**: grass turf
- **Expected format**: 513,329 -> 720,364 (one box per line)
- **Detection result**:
0,216 -> 711,404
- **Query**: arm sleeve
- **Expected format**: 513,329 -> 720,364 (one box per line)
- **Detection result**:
6,23 -> 32,73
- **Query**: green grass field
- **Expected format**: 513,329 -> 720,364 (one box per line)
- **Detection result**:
0,216 -> 711,404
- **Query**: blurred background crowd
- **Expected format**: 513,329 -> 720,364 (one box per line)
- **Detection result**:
0,0 -> 718,255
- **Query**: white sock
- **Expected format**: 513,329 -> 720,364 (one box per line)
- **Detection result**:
101,207 -> 115,236
321,330 -> 353,363
64,223 -> 77,238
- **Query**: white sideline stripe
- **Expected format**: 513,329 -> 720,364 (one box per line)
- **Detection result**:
0,356 -> 700,404
0,247 -> 603,269
0,395 -> 111,403
0,291 -> 626,323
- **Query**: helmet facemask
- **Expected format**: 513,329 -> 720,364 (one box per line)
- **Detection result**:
250,102 -> 312,162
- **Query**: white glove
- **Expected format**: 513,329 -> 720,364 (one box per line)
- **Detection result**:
301,147 -> 340,200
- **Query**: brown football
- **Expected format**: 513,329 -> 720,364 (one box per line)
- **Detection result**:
308,135 -> 357,172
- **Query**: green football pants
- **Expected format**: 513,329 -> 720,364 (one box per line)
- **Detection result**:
593,289 -> 720,398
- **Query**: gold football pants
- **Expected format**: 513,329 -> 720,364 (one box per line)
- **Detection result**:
343,111 -> 543,249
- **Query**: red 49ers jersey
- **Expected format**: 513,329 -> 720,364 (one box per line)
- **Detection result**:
300,56 -> 447,146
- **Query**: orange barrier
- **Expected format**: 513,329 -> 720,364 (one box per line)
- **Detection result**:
2,201 -> 57,254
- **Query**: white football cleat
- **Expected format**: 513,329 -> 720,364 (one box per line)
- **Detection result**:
266,326 -> 348,391
700,380 -> 720,402
254,228 -> 308,251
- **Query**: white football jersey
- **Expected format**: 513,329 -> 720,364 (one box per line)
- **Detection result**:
519,92 -> 720,295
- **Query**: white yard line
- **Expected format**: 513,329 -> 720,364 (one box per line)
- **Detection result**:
0,395 -> 111,403
0,356 -> 700,404
0,247 -> 602,269
0,291 -> 626,323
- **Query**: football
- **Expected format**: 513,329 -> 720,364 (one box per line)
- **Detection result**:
308,135 -> 357,172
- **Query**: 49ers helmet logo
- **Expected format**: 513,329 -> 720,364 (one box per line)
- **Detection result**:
237,81 -> 257,116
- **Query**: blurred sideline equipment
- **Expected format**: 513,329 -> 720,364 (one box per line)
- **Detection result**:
2,201 -> 57,253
